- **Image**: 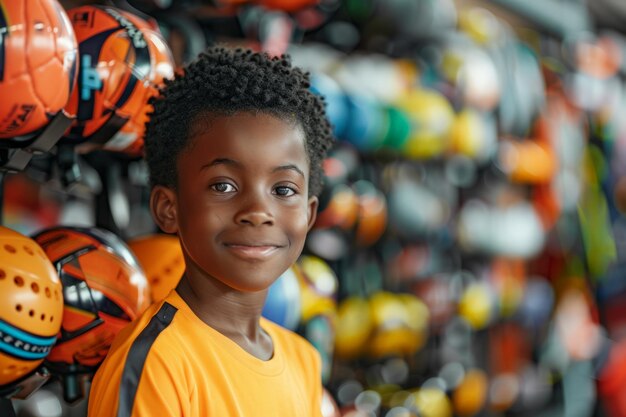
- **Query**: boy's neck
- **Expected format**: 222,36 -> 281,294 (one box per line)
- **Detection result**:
175,267 -> 274,361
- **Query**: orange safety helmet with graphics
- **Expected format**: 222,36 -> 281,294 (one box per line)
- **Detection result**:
0,0 -> 78,140
63,5 -> 174,156
0,227 -> 63,387
33,226 -> 150,371
128,234 -> 185,303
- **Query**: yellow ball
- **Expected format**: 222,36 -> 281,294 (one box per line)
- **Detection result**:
366,292 -> 430,358
412,388 -> 452,417
458,283 -> 493,330
334,297 -> 372,359
396,89 -> 455,159
297,256 -> 339,321
449,109 -> 496,162
397,293 -> 429,355
368,292 -> 408,358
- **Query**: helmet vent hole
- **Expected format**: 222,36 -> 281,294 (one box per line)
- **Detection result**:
151,276 -> 160,284
40,314 -> 46,321
28,310 -> 34,317
49,316 -> 54,322
4,245 -> 16,254
54,290 -> 60,300
23,246 -> 34,256
0,269 -> 5,279
164,267 -> 172,275
16,304 -> 22,312
14,276 -> 24,287
45,287 -> 51,298
31,283 -> 39,293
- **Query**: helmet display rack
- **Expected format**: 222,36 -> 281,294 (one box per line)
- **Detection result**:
0,112 -> 72,224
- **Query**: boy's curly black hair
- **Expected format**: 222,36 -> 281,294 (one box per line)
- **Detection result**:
144,46 -> 334,197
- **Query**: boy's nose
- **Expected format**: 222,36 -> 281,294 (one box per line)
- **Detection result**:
235,198 -> 275,226
236,211 -> 274,226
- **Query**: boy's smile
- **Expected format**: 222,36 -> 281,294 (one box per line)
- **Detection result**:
162,111 -> 318,293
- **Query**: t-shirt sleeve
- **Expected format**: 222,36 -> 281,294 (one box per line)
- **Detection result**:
88,344 -> 186,417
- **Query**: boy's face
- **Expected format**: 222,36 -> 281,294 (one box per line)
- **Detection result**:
154,112 -> 318,292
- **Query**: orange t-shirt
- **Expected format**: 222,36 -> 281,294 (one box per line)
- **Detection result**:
88,291 -> 323,417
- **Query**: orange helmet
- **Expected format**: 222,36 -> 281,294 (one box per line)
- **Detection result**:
0,227 -> 63,387
0,0 -> 78,140
128,234 -> 185,302
63,5 -> 174,156
33,226 -> 150,371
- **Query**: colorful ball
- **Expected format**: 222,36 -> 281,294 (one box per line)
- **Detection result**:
449,109 -> 497,163
382,105 -> 411,150
353,180 -> 387,247
396,88 -> 455,159
262,265 -> 302,330
342,93 -> 386,152
458,282 -> 493,330
334,296 -> 372,359
411,387 -> 452,417
297,255 -> 338,321
452,369 -> 488,416
315,183 -> 359,231
310,72 -> 349,139
368,291 -> 428,358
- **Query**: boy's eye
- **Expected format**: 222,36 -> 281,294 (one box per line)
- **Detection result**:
211,183 -> 236,193
274,186 -> 296,197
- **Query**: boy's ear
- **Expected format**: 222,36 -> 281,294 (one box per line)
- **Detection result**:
150,185 -> 179,234
307,196 -> 319,232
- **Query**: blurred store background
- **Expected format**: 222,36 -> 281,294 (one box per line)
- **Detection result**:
2,0 -> 626,416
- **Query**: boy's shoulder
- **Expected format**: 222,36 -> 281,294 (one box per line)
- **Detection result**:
106,291 -> 185,358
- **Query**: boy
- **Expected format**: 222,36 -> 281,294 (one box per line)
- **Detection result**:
87,46 -> 333,416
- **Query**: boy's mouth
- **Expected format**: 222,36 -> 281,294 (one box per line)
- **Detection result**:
223,243 -> 282,260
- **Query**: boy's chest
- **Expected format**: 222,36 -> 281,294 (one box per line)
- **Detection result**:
189,362 -> 316,416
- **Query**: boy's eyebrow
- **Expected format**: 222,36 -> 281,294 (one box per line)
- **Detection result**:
201,159 -> 305,178
201,158 -> 241,171
273,164 -> 305,179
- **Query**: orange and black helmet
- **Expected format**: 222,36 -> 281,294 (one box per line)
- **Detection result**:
33,226 -> 150,371
63,5 -> 174,155
0,227 -> 63,387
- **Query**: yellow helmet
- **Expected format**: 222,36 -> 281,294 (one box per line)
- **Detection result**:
0,227 -> 63,387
